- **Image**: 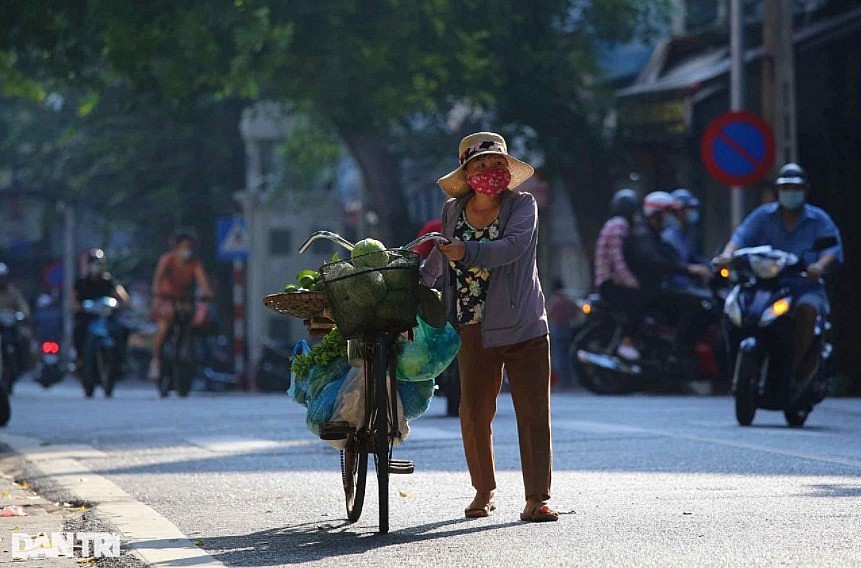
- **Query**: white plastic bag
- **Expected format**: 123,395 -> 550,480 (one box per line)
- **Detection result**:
325,367 -> 410,450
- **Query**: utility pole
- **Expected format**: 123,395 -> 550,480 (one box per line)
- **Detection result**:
238,103 -> 289,387
762,0 -> 798,166
729,0 -> 745,228
60,201 -> 75,369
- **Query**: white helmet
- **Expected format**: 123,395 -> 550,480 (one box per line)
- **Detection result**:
643,191 -> 678,217
0,262 -> 8,277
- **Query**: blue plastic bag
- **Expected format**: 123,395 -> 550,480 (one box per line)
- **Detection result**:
306,373 -> 349,435
396,379 -> 436,421
307,358 -> 351,402
396,318 -> 461,382
288,340 -> 312,406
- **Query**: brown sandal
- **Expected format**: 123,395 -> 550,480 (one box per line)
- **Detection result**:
464,502 -> 496,518
520,504 -> 559,522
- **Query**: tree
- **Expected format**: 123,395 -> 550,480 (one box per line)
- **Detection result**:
1,0 -> 668,247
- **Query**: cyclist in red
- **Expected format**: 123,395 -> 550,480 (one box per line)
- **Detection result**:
149,231 -> 213,380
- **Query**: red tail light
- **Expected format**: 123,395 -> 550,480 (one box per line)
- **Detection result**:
41,341 -> 60,355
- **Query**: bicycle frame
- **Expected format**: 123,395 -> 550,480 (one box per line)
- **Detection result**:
158,297 -> 197,398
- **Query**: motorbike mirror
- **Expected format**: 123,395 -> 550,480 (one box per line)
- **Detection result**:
812,235 -> 838,251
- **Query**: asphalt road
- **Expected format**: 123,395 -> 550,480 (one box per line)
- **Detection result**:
1,376 -> 860,567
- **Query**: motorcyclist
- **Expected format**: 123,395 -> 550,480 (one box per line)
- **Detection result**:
715,163 -> 843,395
0,262 -> 32,374
73,249 -> 131,371
0,263 -> 30,316
594,189 -> 642,360
625,191 -> 712,356
663,188 -> 705,265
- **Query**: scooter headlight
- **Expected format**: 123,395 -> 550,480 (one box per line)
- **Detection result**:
760,296 -> 792,327
749,254 -> 787,279
723,287 -> 742,326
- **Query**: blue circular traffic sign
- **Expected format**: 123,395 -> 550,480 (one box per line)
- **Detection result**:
701,111 -> 775,186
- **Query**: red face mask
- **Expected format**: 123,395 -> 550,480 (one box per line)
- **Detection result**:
467,166 -> 512,196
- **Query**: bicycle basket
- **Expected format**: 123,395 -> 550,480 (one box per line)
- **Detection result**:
319,249 -> 420,339
263,291 -> 330,319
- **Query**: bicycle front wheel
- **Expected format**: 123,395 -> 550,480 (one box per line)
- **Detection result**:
174,332 -> 195,397
373,335 -> 392,534
341,444 -> 368,522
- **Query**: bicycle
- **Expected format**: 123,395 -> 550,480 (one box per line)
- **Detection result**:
298,230 -> 449,534
156,296 -> 203,398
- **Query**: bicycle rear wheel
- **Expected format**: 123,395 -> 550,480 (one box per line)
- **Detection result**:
373,335 -> 391,535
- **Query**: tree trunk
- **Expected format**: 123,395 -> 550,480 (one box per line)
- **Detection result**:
532,107 -> 614,257
337,126 -> 413,248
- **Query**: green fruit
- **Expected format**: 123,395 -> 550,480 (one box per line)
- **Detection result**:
284,284 -> 299,292
381,257 -> 414,291
377,290 -> 415,324
351,238 -> 389,268
349,270 -> 385,307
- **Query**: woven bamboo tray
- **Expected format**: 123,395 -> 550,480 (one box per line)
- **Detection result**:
263,291 -> 330,319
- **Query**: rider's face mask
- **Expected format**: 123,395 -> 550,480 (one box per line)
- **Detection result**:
778,188 -> 806,210
179,248 -> 194,261
88,263 -> 102,276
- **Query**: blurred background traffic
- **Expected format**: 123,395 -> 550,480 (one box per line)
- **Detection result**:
0,0 -> 859,395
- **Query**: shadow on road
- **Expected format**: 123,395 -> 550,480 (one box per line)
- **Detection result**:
176,517 -> 524,566
802,483 -> 861,497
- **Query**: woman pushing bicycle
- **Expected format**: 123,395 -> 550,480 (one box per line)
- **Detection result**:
421,132 -> 558,522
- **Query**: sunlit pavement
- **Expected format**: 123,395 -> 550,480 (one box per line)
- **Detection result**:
2,376 -> 860,567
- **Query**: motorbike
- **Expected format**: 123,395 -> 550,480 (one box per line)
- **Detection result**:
723,236 -> 837,427
0,309 -> 28,395
37,339 -> 64,387
33,297 -> 65,388
80,296 -> 123,398
254,337 -> 291,393
570,276 -> 728,395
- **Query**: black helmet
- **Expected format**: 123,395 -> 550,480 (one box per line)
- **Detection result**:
610,189 -> 639,219
87,248 -> 106,264
775,163 -> 808,187
671,188 -> 700,208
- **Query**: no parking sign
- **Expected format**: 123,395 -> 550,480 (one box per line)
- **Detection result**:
701,111 -> 776,187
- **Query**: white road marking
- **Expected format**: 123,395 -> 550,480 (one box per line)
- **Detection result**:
0,432 -> 224,567
404,425 -> 462,441
556,419 -> 861,469
184,435 -> 315,453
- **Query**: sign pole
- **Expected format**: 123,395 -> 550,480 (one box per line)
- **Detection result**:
232,258 -> 247,390
729,0 -> 745,229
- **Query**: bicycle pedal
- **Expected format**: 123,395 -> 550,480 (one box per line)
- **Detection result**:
388,459 -> 415,474
320,421 -> 354,441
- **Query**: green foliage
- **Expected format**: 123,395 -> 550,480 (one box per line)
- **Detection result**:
0,0 -> 671,257
290,326 -> 347,382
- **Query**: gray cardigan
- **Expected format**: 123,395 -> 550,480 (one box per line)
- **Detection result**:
420,190 -> 548,348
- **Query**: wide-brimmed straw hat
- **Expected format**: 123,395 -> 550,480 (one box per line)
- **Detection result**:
438,132 -> 534,198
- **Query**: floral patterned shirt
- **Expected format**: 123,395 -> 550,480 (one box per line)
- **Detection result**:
450,210 -> 500,325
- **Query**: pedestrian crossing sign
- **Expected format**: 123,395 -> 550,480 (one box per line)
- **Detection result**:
216,217 -> 250,260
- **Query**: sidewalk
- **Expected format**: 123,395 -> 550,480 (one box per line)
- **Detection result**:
0,451 -> 85,566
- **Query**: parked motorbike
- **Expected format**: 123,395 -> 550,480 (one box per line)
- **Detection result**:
0,309 -> 27,394
200,334 -> 237,392
723,237 -> 837,427
570,276 -> 728,395
80,296 -> 123,398
254,337 -> 291,392
33,295 -> 65,388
